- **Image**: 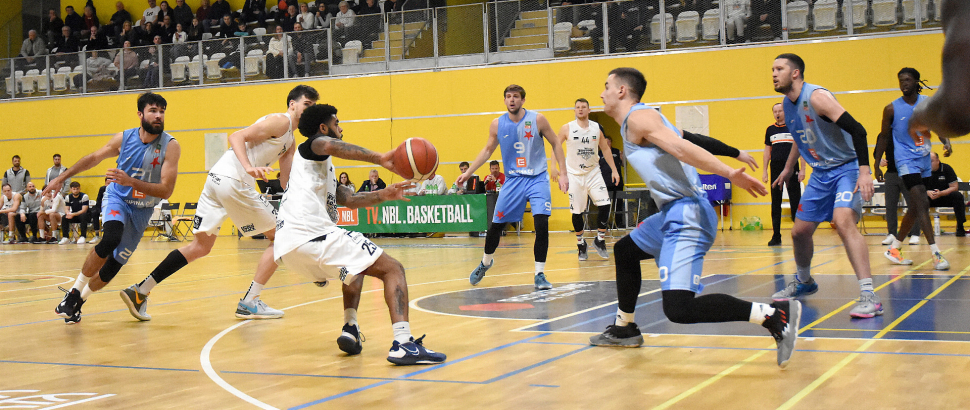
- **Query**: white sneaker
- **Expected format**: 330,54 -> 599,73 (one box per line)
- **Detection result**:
76,237 -> 86,245
58,237 -> 71,245
89,236 -> 100,245
908,235 -> 920,245
881,234 -> 895,245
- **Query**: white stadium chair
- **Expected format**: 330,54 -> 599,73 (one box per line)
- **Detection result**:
813,0 -> 839,31
21,69 -> 38,94
676,11 -> 700,42
650,13 -> 673,44
787,1 -> 810,33
52,66 -> 71,91
207,53 -> 225,79
553,22 -> 572,51
36,69 -> 50,93
342,40 -> 363,64
701,9 -> 720,40
244,50 -> 264,75
902,0 -> 930,23
842,0 -> 868,29
188,55 -> 203,80
935,0 -> 942,21
872,0 -> 898,26
170,56 -> 190,82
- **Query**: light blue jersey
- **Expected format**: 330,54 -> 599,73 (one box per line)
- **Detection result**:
497,109 -> 547,177
783,83 -> 857,170
621,103 -> 706,209
891,95 -> 930,162
105,127 -> 174,208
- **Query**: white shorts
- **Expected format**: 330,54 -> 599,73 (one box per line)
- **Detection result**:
568,171 -> 611,213
278,228 -> 384,285
193,173 -> 277,237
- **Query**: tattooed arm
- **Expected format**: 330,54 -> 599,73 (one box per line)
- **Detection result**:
310,138 -> 396,171
334,181 -> 413,209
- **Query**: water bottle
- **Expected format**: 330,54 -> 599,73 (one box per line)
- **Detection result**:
934,214 -> 941,236
495,179 -> 502,192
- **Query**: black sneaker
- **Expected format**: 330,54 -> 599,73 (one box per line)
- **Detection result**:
589,323 -> 644,347
65,299 -> 85,324
957,228 -> 966,238
768,235 -> 782,246
387,335 -> 446,365
337,323 -> 364,355
762,300 -> 801,368
55,286 -> 82,318
577,240 -> 588,261
593,238 -> 609,259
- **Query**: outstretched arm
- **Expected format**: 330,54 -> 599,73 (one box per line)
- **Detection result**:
308,137 -> 395,173
458,119 -> 500,185
335,181 -> 414,209
107,140 -> 181,199
681,130 -> 758,172
42,132 -> 123,197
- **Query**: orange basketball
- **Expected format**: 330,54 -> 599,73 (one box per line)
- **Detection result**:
392,137 -> 439,181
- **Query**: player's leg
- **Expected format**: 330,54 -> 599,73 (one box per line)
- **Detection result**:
829,168 -> 884,318
930,192 -> 967,236
886,171 -> 935,265
48,212 -> 62,243
768,163 -> 785,246
27,212 -> 39,242
228,187 -> 284,318
471,177 -> 526,285
587,172 -> 612,258
55,202 -> 128,320
337,275 -> 366,355
774,170 -> 829,300
528,177 -> 554,290
568,173 -> 589,261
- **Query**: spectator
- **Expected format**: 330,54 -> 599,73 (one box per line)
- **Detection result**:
358,169 -> 387,192
233,20 -> 253,37
60,181 -> 90,244
593,5 -> 643,54
114,41 -> 140,80
64,5 -> 85,35
16,182 -> 42,243
116,20 -> 138,47
81,5 -> 100,38
243,0 -> 269,27
762,103 -> 804,246
38,186 -> 65,243
450,161 -> 483,194
384,0 -> 403,15
83,25 -> 110,51
315,1 -> 333,28
210,0 -> 233,29
878,136 -> 921,245
217,14 -> 236,38
266,25 -> 293,78
105,1 -> 132,37
44,154 -> 71,196
17,30 -> 47,71
723,0 -> 750,44
158,15 -> 177,41
417,172 -> 447,195
1,184 -> 20,243
280,4 -> 300,31
338,172 -> 357,192
142,36 -> 163,87
332,1 -> 355,39
136,20 -> 155,45
291,22 -> 316,76
74,51 -> 120,89
599,135 -> 623,191
172,23 -> 192,57
745,0 -> 781,41
296,2 -> 316,29
158,1 -> 175,24
197,0 -> 214,32
44,8 -> 64,44
144,0 -> 162,24
926,152 -> 966,237
356,0 -> 381,15
187,18 -> 205,41
87,177 -> 109,244
3,155 -> 31,194
173,0 -> 195,28
483,160 -> 505,192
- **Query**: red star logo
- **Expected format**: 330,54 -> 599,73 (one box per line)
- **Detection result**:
151,157 -> 160,168
524,132 -> 534,140
804,115 -> 814,124
496,211 -> 505,219
797,204 -> 803,212
108,209 -> 121,217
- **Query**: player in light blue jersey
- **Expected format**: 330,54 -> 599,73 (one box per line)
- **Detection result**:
46,93 -> 181,324
770,53 -> 881,319
588,68 -> 801,368
457,84 -> 569,290
873,68 -> 953,271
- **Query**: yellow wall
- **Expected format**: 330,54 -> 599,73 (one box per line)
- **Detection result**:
0,32 -> 951,234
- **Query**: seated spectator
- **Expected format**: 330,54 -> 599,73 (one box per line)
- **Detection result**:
60,182 -> 90,244
187,17 -> 205,41
157,15 -> 177,42
197,0 -> 214,32
44,154 -> 71,196
74,51 -> 120,89
450,161 -> 484,194
685,0 -> 713,12
483,160 -> 505,192
3,155 -> 31,194
745,0 -> 781,41
38,186 -> 65,243
233,20 -> 253,37
291,23 -> 317,76
142,36 -> 164,87
266,25 -> 294,78
926,152 -> 966,237
116,20 -> 138,47
173,0 -> 195,28
17,30 -> 47,71
338,172 -> 356,192
83,25 -> 110,51
281,4 -> 300,31
44,8 -> 64,45
209,0 -> 232,29
243,0 -> 269,27
105,1 -> 132,37
592,4 -> 643,54
217,14 -> 236,38
16,182 -> 42,243
1,184 -> 21,243
358,169 -> 386,192
64,5 -> 85,36
172,23 -> 193,57
356,0 -> 381,15
296,2 -> 317,29
724,0 -> 751,44
144,0 -> 162,24
81,5 -> 100,38
417,172 -> 447,196
158,1 -> 175,24
115,41 -> 140,80
315,1 -> 333,28
384,0 -> 402,15
137,20 -> 156,46
333,1 -> 355,39
52,26 -> 81,66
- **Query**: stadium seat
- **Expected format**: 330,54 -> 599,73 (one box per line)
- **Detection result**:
676,11 -> 700,42
171,56 -> 190,82
36,69 -> 50,93
342,40 -> 363,64
813,0 -> 838,31
253,27 -> 267,43
206,53 -> 225,79
650,13 -> 674,44
244,50 -> 263,75
69,66 -> 83,90
787,1 -> 810,33
202,32 -> 213,41
576,19 -> 596,31
935,0 -> 942,21
872,0 -> 898,26
188,56 -> 203,80
553,22 -> 572,51
52,66 -> 71,91
21,69 -> 38,94
902,0 -> 930,23
842,0 -> 868,29
701,9 -> 720,40
5,73 -> 18,95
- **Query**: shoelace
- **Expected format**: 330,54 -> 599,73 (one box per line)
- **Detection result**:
412,334 -> 427,346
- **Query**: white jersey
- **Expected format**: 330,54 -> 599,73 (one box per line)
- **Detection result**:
209,112 -> 295,187
0,194 -> 14,211
565,120 -> 602,175
274,136 -> 340,261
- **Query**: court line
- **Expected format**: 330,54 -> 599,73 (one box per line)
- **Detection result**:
0,275 -> 74,293
0,359 -> 198,372
776,266 -> 969,410
806,328 -> 970,335
220,370 -> 479,384
523,342 -> 970,358
201,320 -> 281,410
43,394 -> 116,409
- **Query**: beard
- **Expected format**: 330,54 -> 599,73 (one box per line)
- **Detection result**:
774,82 -> 791,94
507,107 -> 521,115
142,118 -> 165,135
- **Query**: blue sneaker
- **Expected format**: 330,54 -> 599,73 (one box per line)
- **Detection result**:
772,279 -> 819,301
534,272 -> 552,290
387,335 -> 446,365
469,261 -> 492,285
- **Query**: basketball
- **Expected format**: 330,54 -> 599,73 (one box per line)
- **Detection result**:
392,137 -> 439,181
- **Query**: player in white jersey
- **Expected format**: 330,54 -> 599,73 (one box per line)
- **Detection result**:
559,98 -> 620,261
119,85 -> 319,321
275,104 -> 446,365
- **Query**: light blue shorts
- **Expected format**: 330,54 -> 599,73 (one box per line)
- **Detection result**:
629,196 -> 716,293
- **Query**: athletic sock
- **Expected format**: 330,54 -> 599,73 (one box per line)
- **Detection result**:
71,273 -> 91,292
136,276 -> 157,294
891,238 -> 902,249
243,281 -> 263,303
39,228 -> 45,239
482,254 -> 493,266
392,321 -> 412,344
795,265 -> 813,283
930,244 -> 941,254
79,285 -> 93,301
576,234 -> 584,244
859,278 -> 874,293
597,230 -> 606,241
148,250 -> 190,287
614,308 -> 635,326
535,261 -> 545,274
344,308 -> 358,326
749,302 -> 776,325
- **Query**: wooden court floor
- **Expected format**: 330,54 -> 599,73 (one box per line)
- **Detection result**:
2,229 -> 970,409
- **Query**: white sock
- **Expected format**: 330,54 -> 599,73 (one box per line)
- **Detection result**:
859,278 -> 874,293
576,234 -> 584,244
930,244 -> 941,254
482,254 -> 493,266
80,285 -> 93,301
72,273 -> 91,292
749,302 -> 776,325
344,308 -> 358,326
796,265 -> 813,283
597,230 -> 606,240
243,281 -> 263,303
535,262 -> 545,274
392,321 -> 412,344
614,309 -> 635,326
137,276 -> 157,294
891,238 -> 902,249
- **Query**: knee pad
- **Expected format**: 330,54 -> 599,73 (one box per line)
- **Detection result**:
99,256 -> 124,283
95,221 -> 125,259
533,214 -> 549,235
661,290 -> 694,324
597,205 -> 610,230
572,213 -> 585,233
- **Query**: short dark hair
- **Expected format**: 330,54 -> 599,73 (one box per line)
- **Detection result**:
503,84 -> 526,99
137,92 -> 167,112
459,161 -> 470,168
2,183 -> 10,189
12,155 -> 20,160
776,53 -> 806,79
70,181 -> 81,188
575,98 -> 589,106
298,104 -> 339,138
899,67 -> 920,81
608,67 -> 647,102
53,154 -> 61,158
287,85 -> 319,108
489,160 -> 500,167
66,5 -> 74,10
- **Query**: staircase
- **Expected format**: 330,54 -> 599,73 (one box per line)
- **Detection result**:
360,21 -> 431,63
499,10 -> 549,52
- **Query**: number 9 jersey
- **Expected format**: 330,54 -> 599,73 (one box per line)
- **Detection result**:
497,109 -> 547,177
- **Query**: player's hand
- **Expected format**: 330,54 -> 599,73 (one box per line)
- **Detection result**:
379,151 -> 396,175
797,169 -> 806,183
379,181 -> 415,202
854,168 -> 874,202
874,167 -> 884,182
762,170 -> 769,183
246,166 -> 276,182
106,168 -> 135,187
611,171 -> 620,186
20,213 -> 26,222
771,167 -> 792,189
943,140 -> 953,157
728,167 -> 767,197
558,170 -> 569,193
880,158 -> 888,167
456,172 -> 471,186
550,171 -> 559,183
735,151 -> 758,173
41,178 -> 63,198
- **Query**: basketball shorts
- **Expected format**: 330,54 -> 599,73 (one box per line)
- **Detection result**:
895,155 -> 932,188
796,161 -> 863,223
629,196 -> 716,293
101,194 -> 155,265
568,171 -> 611,214
194,173 -> 277,237
278,228 -> 384,285
493,171 -> 552,223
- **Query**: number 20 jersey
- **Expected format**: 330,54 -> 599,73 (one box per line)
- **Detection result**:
783,83 -> 857,170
